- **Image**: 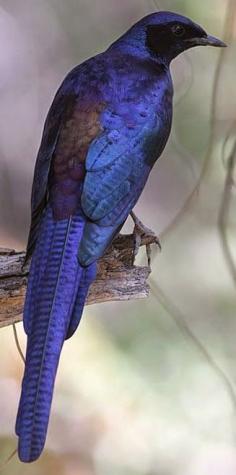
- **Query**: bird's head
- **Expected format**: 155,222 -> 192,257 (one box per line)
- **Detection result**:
111,11 -> 226,65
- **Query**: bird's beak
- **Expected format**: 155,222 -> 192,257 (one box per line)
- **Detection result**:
186,34 -> 227,48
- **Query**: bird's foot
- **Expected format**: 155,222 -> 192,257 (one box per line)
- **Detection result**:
130,211 -> 161,267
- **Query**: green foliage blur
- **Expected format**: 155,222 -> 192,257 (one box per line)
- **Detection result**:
0,0 -> 236,473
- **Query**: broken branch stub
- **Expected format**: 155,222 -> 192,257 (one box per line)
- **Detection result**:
0,232 -> 158,328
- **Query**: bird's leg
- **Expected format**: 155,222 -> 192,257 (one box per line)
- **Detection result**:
130,211 -> 161,266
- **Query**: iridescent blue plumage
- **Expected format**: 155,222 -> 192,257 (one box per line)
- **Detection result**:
17,207 -> 88,461
16,11 -> 225,462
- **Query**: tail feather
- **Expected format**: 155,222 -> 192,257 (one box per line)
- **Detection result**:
23,209 -> 55,336
66,262 -> 97,339
16,206 -> 85,462
16,211 -> 56,437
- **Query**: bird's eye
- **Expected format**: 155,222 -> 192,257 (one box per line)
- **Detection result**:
171,24 -> 186,37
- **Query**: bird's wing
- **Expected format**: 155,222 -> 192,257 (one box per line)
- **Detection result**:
77,102 -> 165,266
81,104 -> 162,227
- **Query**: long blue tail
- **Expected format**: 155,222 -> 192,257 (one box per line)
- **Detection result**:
16,206 -> 95,462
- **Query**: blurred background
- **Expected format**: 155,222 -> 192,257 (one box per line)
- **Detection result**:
0,0 -> 236,473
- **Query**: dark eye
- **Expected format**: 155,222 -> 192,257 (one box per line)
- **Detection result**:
171,24 -> 186,37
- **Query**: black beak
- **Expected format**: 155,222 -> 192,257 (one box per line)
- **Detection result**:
186,34 -> 227,48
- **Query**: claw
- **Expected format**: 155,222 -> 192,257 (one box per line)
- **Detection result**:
130,211 -> 161,266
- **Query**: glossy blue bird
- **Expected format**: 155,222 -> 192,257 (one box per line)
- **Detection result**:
16,11 -> 225,462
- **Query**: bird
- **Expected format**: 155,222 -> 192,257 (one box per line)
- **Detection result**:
15,11 -> 226,463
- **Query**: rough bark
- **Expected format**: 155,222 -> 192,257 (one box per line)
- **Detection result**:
0,233 -> 158,328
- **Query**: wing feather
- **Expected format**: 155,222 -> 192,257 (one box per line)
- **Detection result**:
81,110 -> 161,224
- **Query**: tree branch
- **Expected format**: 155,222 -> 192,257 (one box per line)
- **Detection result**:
0,232 -> 157,328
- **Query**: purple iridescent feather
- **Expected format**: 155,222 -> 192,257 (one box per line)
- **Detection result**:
16,207 -> 87,462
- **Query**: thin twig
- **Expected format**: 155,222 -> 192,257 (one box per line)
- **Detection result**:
151,280 -> 236,424
200,0 -> 235,179
151,0 -> 162,11
174,53 -> 194,107
161,0 -> 234,240
222,120 -> 236,185
171,55 -> 197,182
12,323 -> 25,364
218,138 -> 236,284
0,449 -> 17,472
